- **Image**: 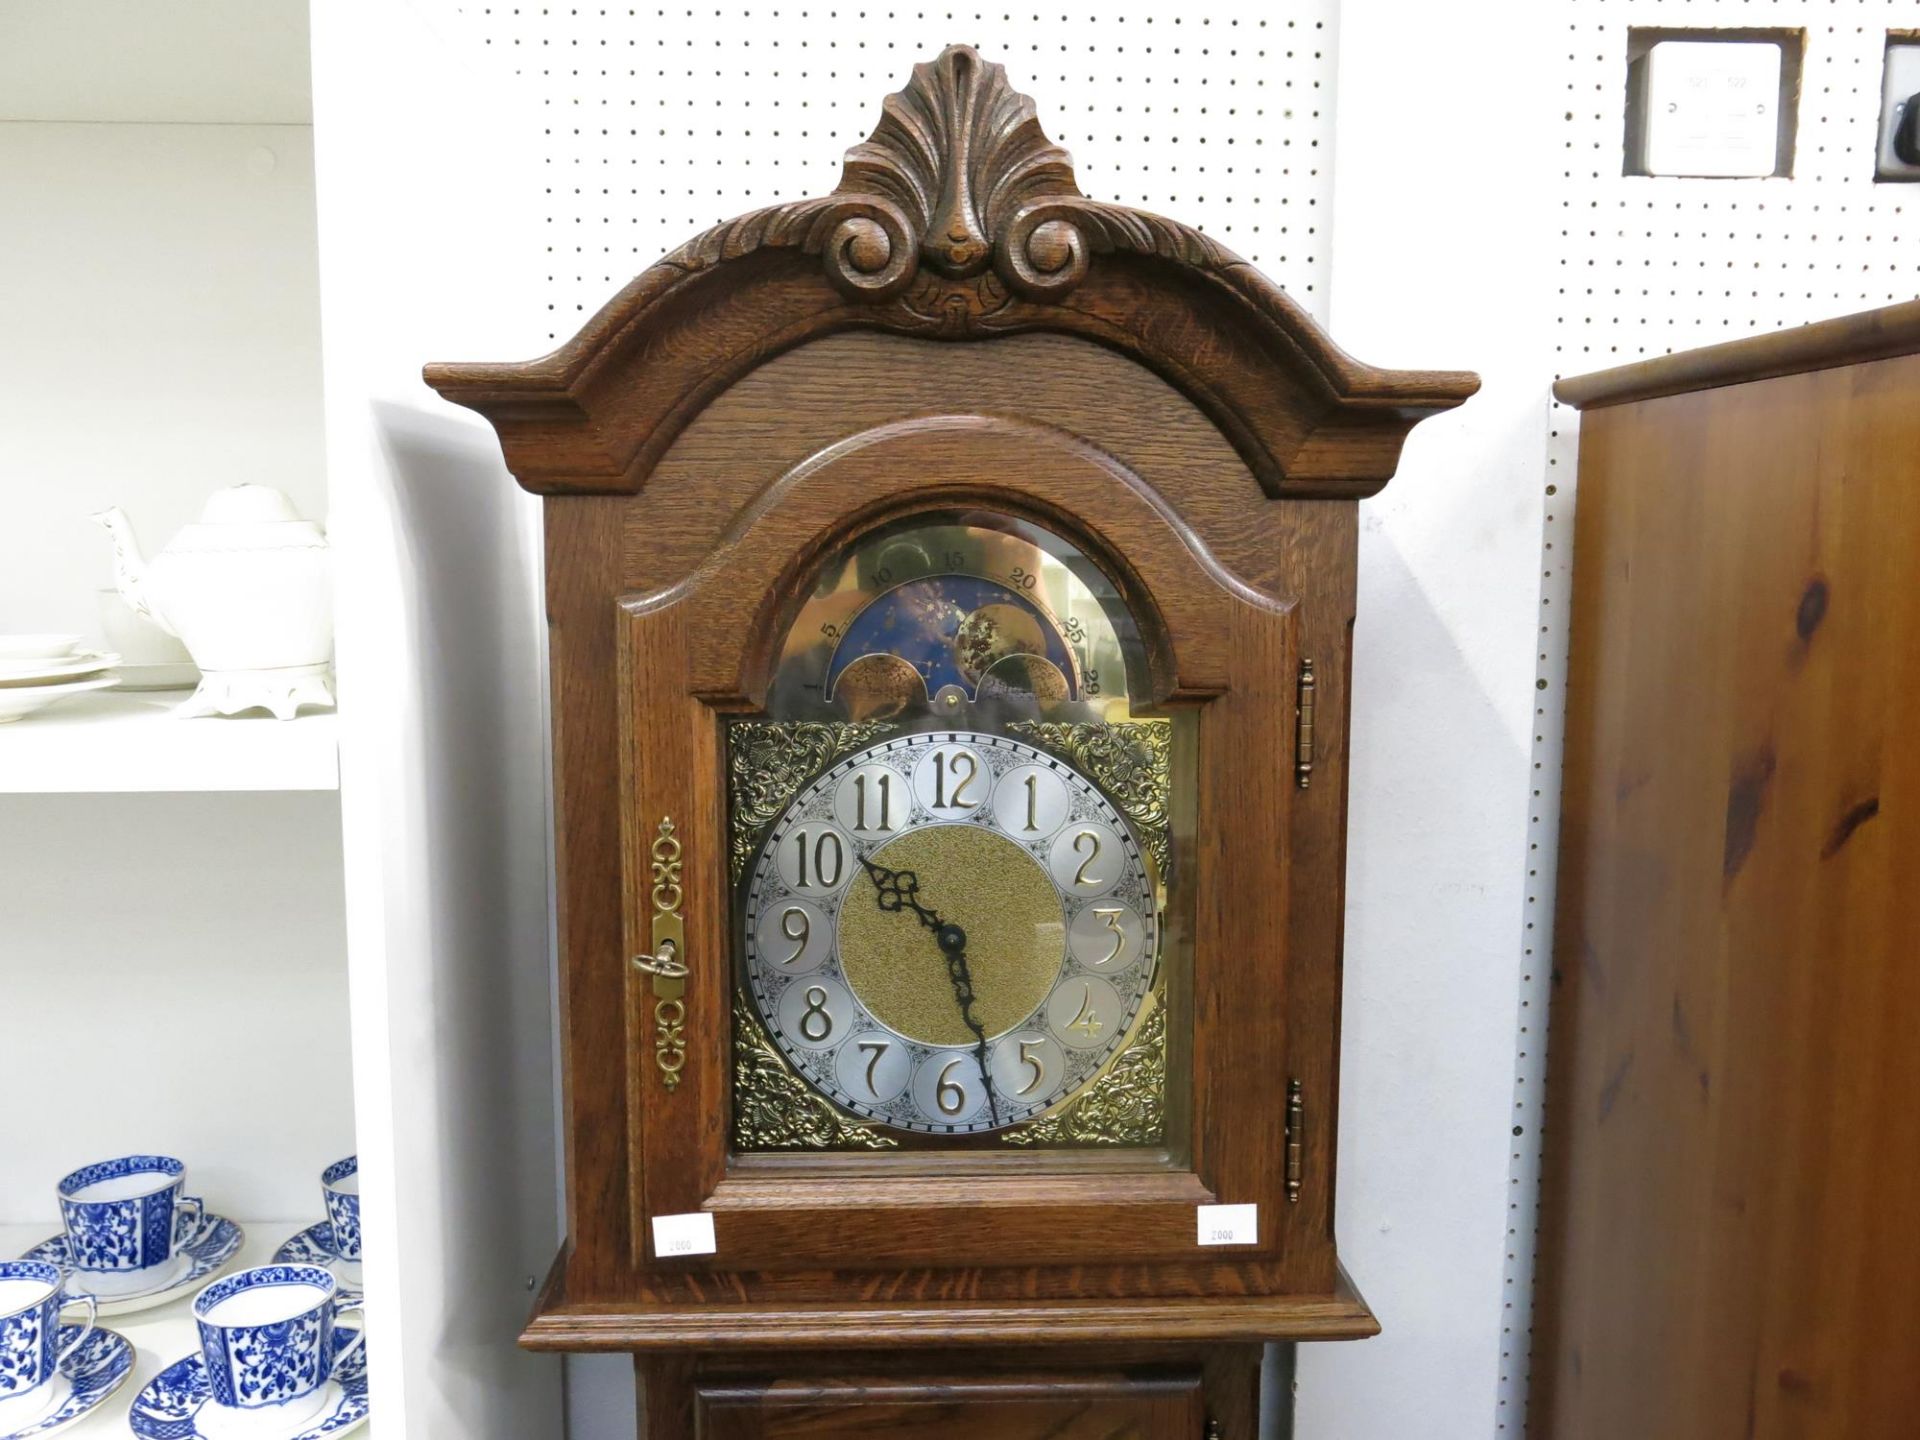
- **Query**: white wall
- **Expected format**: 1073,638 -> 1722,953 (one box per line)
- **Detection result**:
0,78 -> 326,638
0,0 -> 311,126
0,792 -> 353,1224
309,3 -> 565,1436
1305,4 -> 1555,1435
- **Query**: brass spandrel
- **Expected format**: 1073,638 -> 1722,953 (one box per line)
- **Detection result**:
1005,719 -> 1172,879
731,994 -> 901,1151
727,719 -> 896,883
1002,999 -> 1167,1148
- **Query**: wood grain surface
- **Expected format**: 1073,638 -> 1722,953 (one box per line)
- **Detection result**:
1552,297 -> 1920,411
694,1370 -> 1206,1440
1533,334 -> 1920,1438
507,334 -> 1397,1332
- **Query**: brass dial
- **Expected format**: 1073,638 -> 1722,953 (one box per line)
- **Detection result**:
743,730 -> 1158,1135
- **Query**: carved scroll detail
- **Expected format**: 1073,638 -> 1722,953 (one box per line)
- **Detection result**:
652,45 -> 1242,326
731,996 -> 901,1151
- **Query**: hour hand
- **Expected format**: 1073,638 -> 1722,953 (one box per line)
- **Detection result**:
858,855 -> 943,931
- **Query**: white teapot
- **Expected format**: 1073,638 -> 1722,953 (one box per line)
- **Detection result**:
94,485 -> 334,719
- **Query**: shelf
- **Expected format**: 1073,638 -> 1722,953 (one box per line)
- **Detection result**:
0,1221 -> 378,1438
0,689 -> 338,793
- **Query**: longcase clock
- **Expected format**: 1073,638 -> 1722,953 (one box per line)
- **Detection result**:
427,45 -> 1476,1440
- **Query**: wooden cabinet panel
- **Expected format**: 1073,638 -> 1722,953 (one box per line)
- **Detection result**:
696,1371 -> 1206,1440
1535,304 -> 1920,1439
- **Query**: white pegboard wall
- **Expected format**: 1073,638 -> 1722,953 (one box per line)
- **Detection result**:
444,2 -> 1339,344
1502,3 -> 1920,1435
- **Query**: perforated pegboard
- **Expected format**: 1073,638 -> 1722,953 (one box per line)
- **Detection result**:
1503,4 -> 1920,1433
443,2 -> 1337,342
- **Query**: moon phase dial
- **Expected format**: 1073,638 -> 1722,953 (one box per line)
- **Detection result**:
742,730 -> 1158,1136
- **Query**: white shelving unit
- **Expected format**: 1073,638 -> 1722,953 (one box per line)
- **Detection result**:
0,691 -> 338,794
0,2 -> 566,1435
0,5 -> 439,1437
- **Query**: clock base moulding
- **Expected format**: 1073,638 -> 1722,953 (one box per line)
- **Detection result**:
519,1249 -> 1378,1350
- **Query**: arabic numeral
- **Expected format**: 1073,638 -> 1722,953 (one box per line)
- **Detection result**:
1008,566 -> 1038,591
798,986 -> 834,1043
794,829 -> 845,889
935,1058 -> 968,1115
1085,668 -> 1101,695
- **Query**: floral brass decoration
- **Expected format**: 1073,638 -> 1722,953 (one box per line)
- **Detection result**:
728,719 -> 904,1151
1001,719 -> 1172,1148
1005,719 -> 1173,878
636,816 -> 690,1090
1002,1002 -> 1167,1148
731,996 -> 901,1151
726,720 -> 896,882
726,716 -> 1171,1150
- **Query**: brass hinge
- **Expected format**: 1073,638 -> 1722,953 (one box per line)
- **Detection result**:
1285,1078 -> 1304,1204
1294,658 -> 1315,789
1203,1421 -> 1222,1440
633,816 -> 689,1089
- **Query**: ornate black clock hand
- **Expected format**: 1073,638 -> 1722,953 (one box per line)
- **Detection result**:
858,855 -> 1001,1125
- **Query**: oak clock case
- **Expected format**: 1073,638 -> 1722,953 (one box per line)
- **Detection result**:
424,39 -> 1475,1438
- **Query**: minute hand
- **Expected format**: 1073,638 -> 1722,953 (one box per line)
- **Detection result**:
857,856 -> 1001,1125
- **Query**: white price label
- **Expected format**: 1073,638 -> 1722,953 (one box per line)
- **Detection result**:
650,1211 -> 717,1258
1197,1202 -> 1259,1246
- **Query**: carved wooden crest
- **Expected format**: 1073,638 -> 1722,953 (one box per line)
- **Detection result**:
426,46 -> 1477,498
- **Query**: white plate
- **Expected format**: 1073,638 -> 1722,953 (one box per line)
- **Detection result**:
271,1223 -> 363,1303
0,653 -> 119,687
0,676 -> 119,723
0,635 -> 81,662
114,662 -> 201,692
0,1326 -> 134,1440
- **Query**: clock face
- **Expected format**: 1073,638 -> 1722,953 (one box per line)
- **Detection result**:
743,730 -> 1159,1135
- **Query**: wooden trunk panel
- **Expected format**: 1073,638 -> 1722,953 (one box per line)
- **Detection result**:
637,1343 -> 1258,1440
1533,348 -> 1920,1438
695,1372 -> 1205,1440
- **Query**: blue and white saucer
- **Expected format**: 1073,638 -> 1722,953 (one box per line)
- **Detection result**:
271,1223 -> 363,1304
20,1217 -> 244,1316
0,1326 -> 134,1440
129,1328 -> 367,1440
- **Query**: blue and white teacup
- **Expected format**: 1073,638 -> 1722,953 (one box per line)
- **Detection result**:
193,1264 -> 364,1429
57,1154 -> 204,1297
320,1156 -> 361,1268
0,1259 -> 97,1424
